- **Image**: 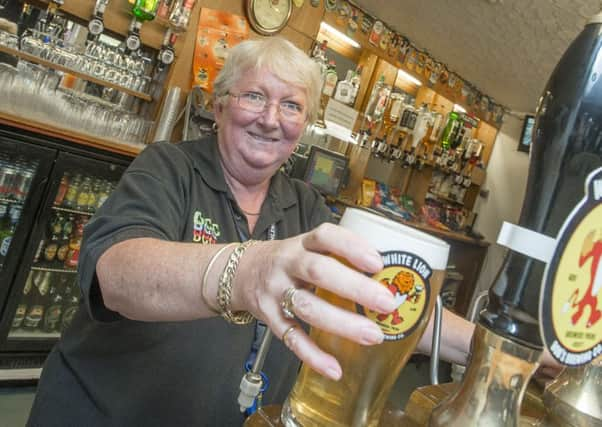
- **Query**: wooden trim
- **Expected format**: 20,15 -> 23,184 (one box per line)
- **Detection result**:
0,111 -> 141,157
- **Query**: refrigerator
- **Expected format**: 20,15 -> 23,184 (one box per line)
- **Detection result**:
0,124 -> 131,380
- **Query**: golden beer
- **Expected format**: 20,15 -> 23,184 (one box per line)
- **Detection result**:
281,208 -> 449,427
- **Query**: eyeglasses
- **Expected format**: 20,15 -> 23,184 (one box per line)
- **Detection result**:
227,91 -> 307,124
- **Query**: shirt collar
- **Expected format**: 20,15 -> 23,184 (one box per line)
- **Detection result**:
184,135 -> 298,210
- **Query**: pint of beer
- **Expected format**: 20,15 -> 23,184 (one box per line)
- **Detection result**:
281,208 -> 450,427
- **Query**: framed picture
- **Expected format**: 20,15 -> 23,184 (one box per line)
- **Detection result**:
518,115 -> 535,153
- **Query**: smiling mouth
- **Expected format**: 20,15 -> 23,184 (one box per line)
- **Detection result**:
248,131 -> 280,142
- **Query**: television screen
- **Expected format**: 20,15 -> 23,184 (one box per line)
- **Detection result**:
303,146 -> 348,197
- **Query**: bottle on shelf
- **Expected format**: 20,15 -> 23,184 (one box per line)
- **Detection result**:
0,204 -> 21,263
168,0 -> 196,32
363,75 -> 391,124
54,173 -> 70,206
23,271 -> 52,331
75,176 -> 93,212
349,66 -> 362,107
322,60 -> 338,98
64,219 -> 84,269
11,271 -> 35,330
333,70 -> 354,105
62,174 -> 82,209
42,274 -> 70,333
439,111 -> 461,150
132,0 -> 161,22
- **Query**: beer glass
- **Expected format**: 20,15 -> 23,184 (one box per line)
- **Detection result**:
281,208 -> 450,427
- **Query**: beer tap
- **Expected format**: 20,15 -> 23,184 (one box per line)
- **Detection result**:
426,10 -> 602,427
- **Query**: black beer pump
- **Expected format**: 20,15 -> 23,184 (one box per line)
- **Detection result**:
429,10 -> 602,427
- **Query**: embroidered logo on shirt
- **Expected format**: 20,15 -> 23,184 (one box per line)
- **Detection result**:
193,211 -> 221,244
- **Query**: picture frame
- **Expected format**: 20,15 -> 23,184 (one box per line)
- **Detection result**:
518,115 -> 535,153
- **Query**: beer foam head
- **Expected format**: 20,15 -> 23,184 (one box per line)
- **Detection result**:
340,208 -> 450,270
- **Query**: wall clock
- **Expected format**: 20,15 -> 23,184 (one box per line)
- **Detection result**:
246,0 -> 293,36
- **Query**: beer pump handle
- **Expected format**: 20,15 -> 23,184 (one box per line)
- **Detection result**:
238,329 -> 273,412
429,295 -> 443,385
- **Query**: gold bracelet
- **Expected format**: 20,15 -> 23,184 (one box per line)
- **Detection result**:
201,243 -> 237,314
217,240 -> 258,325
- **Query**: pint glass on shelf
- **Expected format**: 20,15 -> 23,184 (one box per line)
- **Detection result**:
281,208 -> 450,427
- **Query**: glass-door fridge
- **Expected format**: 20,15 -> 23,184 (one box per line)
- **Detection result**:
0,140 -> 129,376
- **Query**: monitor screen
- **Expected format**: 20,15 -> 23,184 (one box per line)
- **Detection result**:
303,146 -> 348,197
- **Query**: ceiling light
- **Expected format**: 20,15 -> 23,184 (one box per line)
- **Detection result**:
397,69 -> 422,86
320,22 -> 360,48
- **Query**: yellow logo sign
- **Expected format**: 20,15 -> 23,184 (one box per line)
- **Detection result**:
541,167 -> 602,366
361,251 -> 431,341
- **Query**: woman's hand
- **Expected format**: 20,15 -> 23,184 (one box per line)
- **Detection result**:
231,223 -> 398,380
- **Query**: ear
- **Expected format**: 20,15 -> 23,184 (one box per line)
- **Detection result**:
213,100 -> 225,126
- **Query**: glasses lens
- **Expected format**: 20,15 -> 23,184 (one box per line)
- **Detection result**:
234,92 -> 306,124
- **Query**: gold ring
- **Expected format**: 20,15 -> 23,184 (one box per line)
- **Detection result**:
282,324 -> 297,347
281,287 -> 298,319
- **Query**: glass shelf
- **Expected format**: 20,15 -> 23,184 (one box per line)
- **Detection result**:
51,205 -> 94,216
31,266 -> 77,274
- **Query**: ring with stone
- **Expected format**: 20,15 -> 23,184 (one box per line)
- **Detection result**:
281,287 -> 298,319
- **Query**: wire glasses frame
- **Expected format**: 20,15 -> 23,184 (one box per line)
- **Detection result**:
227,91 -> 307,124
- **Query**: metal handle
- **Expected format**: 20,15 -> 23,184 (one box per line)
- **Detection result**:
429,295 -> 443,385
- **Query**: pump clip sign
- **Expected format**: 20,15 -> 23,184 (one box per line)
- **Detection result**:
540,167 -> 602,366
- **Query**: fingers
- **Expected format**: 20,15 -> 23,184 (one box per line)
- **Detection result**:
276,321 -> 342,381
302,223 -> 383,273
290,288 -> 384,346
290,250 -> 397,314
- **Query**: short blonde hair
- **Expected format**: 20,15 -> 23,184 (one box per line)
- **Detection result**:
213,37 -> 322,123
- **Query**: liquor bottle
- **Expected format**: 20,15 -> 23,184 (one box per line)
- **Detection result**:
363,75 -> 391,123
23,271 -> 52,331
349,66 -> 361,107
11,271 -> 35,329
383,92 -> 404,133
168,0 -> 196,32
322,61 -> 338,97
333,70 -> 353,105
88,0 -> 110,41
439,111 -> 461,150
132,0 -> 160,22
157,0 -> 173,19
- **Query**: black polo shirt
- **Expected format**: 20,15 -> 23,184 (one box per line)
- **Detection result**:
28,137 -> 332,427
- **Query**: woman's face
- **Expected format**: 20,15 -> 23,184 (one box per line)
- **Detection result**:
215,68 -> 307,181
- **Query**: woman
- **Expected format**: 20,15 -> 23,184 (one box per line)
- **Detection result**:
28,38 -> 472,426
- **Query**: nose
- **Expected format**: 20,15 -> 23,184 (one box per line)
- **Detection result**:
257,102 -> 280,127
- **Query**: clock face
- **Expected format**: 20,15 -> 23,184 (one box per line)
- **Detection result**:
247,0 -> 292,35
